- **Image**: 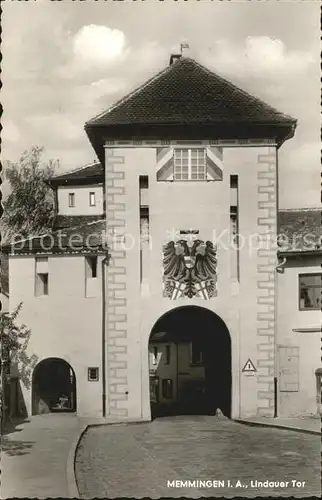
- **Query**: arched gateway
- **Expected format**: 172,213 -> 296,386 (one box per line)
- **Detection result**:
32,358 -> 76,415
148,306 -> 231,418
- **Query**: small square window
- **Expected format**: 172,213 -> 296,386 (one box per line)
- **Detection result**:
69,193 -> 75,207
88,367 -> 99,381
89,192 -> 96,207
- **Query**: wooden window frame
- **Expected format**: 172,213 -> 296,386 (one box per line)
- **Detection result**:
173,148 -> 206,181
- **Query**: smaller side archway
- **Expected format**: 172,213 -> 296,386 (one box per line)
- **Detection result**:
32,358 -> 76,415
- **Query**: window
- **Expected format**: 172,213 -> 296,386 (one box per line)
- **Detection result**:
68,193 -> 75,207
299,274 -> 321,310
190,340 -> 204,366
35,257 -> 49,296
88,367 -> 99,381
162,378 -> 173,399
165,345 -> 171,365
174,148 -> 206,181
89,192 -> 96,207
86,256 -> 98,278
36,273 -> 48,296
139,175 -> 149,190
230,175 -> 240,281
152,346 -> 158,365
149,376 -> 159,403
85,256 -> 99,298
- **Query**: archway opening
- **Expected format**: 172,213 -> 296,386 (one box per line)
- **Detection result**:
148,306 -> 231,418
32,358 -> 76,415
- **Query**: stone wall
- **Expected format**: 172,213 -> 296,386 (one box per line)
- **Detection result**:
105,148 -> 129,417
256,147 -> 277,416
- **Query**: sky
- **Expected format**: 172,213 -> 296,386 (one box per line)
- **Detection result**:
2,0 -> 320,209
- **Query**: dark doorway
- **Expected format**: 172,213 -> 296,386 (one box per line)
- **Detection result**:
149,306 -> 231,418
32,358 -> 76,415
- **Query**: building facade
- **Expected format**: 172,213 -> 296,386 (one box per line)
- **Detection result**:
5,55 -> 321,420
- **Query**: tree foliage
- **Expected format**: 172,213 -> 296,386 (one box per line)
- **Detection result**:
0,303 -> 31,363
2,146 -> 58,240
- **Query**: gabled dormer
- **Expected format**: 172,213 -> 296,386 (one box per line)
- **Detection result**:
48,161 -> 104,230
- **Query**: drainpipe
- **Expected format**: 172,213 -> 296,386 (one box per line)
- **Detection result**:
273,149 -> 280,419
274,255 -> 288,418
274,256 -> 287,418
101,253 -> 110,418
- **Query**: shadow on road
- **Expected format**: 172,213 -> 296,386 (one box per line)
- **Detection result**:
2,417 -> 30,435
1,436 -> 34,456
1,417 -> 34,456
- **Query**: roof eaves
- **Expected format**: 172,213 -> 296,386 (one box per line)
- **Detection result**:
277,249 -> 322,257
3,219 -> 107,255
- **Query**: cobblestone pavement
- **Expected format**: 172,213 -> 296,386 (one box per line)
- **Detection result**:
75,415 -> 320,498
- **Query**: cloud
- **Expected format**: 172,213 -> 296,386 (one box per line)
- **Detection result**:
1,120 -> 21,143
73,25 -> 127,67
279,141 -> 320,208
201,36 -> 315,81
24,113 -> 81,148
1,3 -> 319,208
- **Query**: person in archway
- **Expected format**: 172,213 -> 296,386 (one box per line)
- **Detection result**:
58,394 -> 69,409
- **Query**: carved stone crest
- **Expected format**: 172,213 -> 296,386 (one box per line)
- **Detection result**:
163,239 -> 217,299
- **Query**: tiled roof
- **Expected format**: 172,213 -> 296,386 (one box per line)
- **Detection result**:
50,162 -> 103,186
278,209 -> 321,254
86,57 -> 296,160
87,58 -> 294,127
0,253 -> 9,296
52,214 -> 105,231
4,220 -> 107,255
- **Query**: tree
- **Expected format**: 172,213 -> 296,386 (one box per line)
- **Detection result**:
2,146 -> 58,240
0,303 -> 33,429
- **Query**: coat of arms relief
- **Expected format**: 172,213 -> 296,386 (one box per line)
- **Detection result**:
162,238 -> 217,299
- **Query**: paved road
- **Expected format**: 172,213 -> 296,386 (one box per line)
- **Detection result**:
75,415 -> 320,498
1,414 -> 83,499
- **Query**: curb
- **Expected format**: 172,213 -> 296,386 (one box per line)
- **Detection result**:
66,423 -> 88,498
234,418 -> 321,436
66,417 -> 152,498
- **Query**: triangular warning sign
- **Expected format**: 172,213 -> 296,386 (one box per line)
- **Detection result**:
242,358 -> 257,372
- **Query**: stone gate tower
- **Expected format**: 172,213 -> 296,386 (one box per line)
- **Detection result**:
85,55 -> 296,420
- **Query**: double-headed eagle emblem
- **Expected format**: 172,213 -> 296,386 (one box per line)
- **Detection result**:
163,239 -> 217,299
